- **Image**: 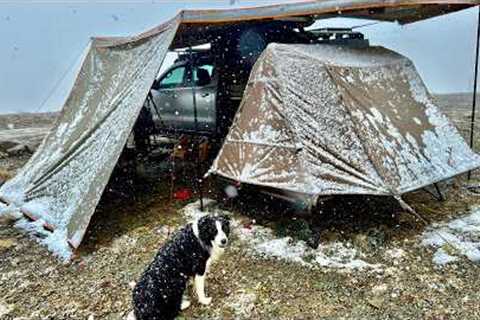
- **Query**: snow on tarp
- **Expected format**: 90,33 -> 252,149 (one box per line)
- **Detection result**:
0,18 -> 180,259
209,44 -> 480,200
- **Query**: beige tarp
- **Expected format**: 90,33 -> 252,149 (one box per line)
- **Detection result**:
209,44 -> 480,199
0,1 -> 478,258
0,18 -> 180,258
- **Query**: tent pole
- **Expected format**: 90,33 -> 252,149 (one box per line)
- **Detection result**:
170,152 -> 175,201
189,47 -> 204,211
468,6 -> 480,181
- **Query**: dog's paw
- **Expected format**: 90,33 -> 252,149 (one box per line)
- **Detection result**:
199,297 -> 212,305
126,311 -> 136,320
181,299 -> 191,310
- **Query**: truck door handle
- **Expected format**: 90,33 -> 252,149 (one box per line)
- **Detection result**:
201,93 -> 209,97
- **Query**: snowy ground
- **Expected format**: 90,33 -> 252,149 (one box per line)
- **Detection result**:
184,200 -> 381,272
0,127 -> 51,150
0,112 -> 56,155
422,205 -> 480,266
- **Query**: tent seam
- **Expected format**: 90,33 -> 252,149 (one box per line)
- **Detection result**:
323,65 -> 392,195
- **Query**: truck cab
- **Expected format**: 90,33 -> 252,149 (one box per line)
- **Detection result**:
148,51 -> 217,136
134,23 -> 369,149
136,21 -> 308,144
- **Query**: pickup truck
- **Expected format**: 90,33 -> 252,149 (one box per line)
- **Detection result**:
133,25 -> 368,151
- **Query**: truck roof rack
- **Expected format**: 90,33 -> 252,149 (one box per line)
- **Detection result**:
307,27 -> 365,41
175,48 -> 212,64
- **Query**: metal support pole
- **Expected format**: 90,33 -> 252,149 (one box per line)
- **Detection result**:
468,6 -> 480,180
434,183 -> 445,202
189,48 -> 204,211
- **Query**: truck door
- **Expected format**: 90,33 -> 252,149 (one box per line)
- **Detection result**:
150,64 -> 192,132
191,63 -> 216,134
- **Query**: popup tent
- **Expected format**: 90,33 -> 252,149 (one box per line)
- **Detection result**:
209,44 -> 480,201
0,0 -> 478,259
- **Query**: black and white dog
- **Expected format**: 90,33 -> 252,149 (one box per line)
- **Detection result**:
130,215 -> 230,320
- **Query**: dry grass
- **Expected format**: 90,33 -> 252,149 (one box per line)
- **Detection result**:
0,168 -> 12,182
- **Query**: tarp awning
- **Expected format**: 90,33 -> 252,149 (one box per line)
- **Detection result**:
0,18 -> 180,258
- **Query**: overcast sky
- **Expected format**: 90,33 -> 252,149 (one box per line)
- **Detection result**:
0,1 -> 478,114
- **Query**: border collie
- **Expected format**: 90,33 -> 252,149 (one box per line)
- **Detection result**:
130,215 -> 230,320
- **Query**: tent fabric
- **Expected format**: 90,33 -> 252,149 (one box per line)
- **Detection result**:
208,44 -> 480,199
97,1 -> 477,49
0,1 -> 478,259
0,18 -> 180,258
176,0 -> 474,24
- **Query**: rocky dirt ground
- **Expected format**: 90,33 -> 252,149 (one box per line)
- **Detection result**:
0,112 -> 57,165
1,97 -> 480,320
1,164 -> 480,320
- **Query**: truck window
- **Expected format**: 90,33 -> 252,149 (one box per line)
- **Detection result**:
159,66 -> 186,89
194,64 -> 214,86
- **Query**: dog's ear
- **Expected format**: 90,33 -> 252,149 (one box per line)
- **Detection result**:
197,215 -> 217,246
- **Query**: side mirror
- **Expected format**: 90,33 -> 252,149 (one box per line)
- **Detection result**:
196,68 -> 211,87
151,79 -> 160,90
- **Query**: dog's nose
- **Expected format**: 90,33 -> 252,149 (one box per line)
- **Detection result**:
221,238 -> 227,245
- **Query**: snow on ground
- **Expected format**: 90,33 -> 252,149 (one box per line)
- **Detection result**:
13,218 -> 73,262
422,205 -> 480,266
182,200 -> 381,272
238,225 -> 381,271
0,203 -> 73,262
182,198 -> 219,222
0,127 -> 50,151
226,291 -> 257,318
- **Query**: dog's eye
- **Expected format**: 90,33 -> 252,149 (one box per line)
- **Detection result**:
222,223 -> 230,235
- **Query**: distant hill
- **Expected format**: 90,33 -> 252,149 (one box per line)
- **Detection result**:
0,93 -> 477,130
0,112 -> 58,130
433,92 -> 478,111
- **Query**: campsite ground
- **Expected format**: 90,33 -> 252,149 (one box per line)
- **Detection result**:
1,94 -> 480,320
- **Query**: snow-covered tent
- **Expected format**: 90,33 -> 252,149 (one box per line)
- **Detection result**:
0,0 -> 477,259
208,44 -> 480,203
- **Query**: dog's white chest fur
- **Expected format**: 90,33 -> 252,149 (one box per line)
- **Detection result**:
191,218 -> 228,306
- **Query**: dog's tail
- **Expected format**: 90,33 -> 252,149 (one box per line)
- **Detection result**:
126,311 -> 136,320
